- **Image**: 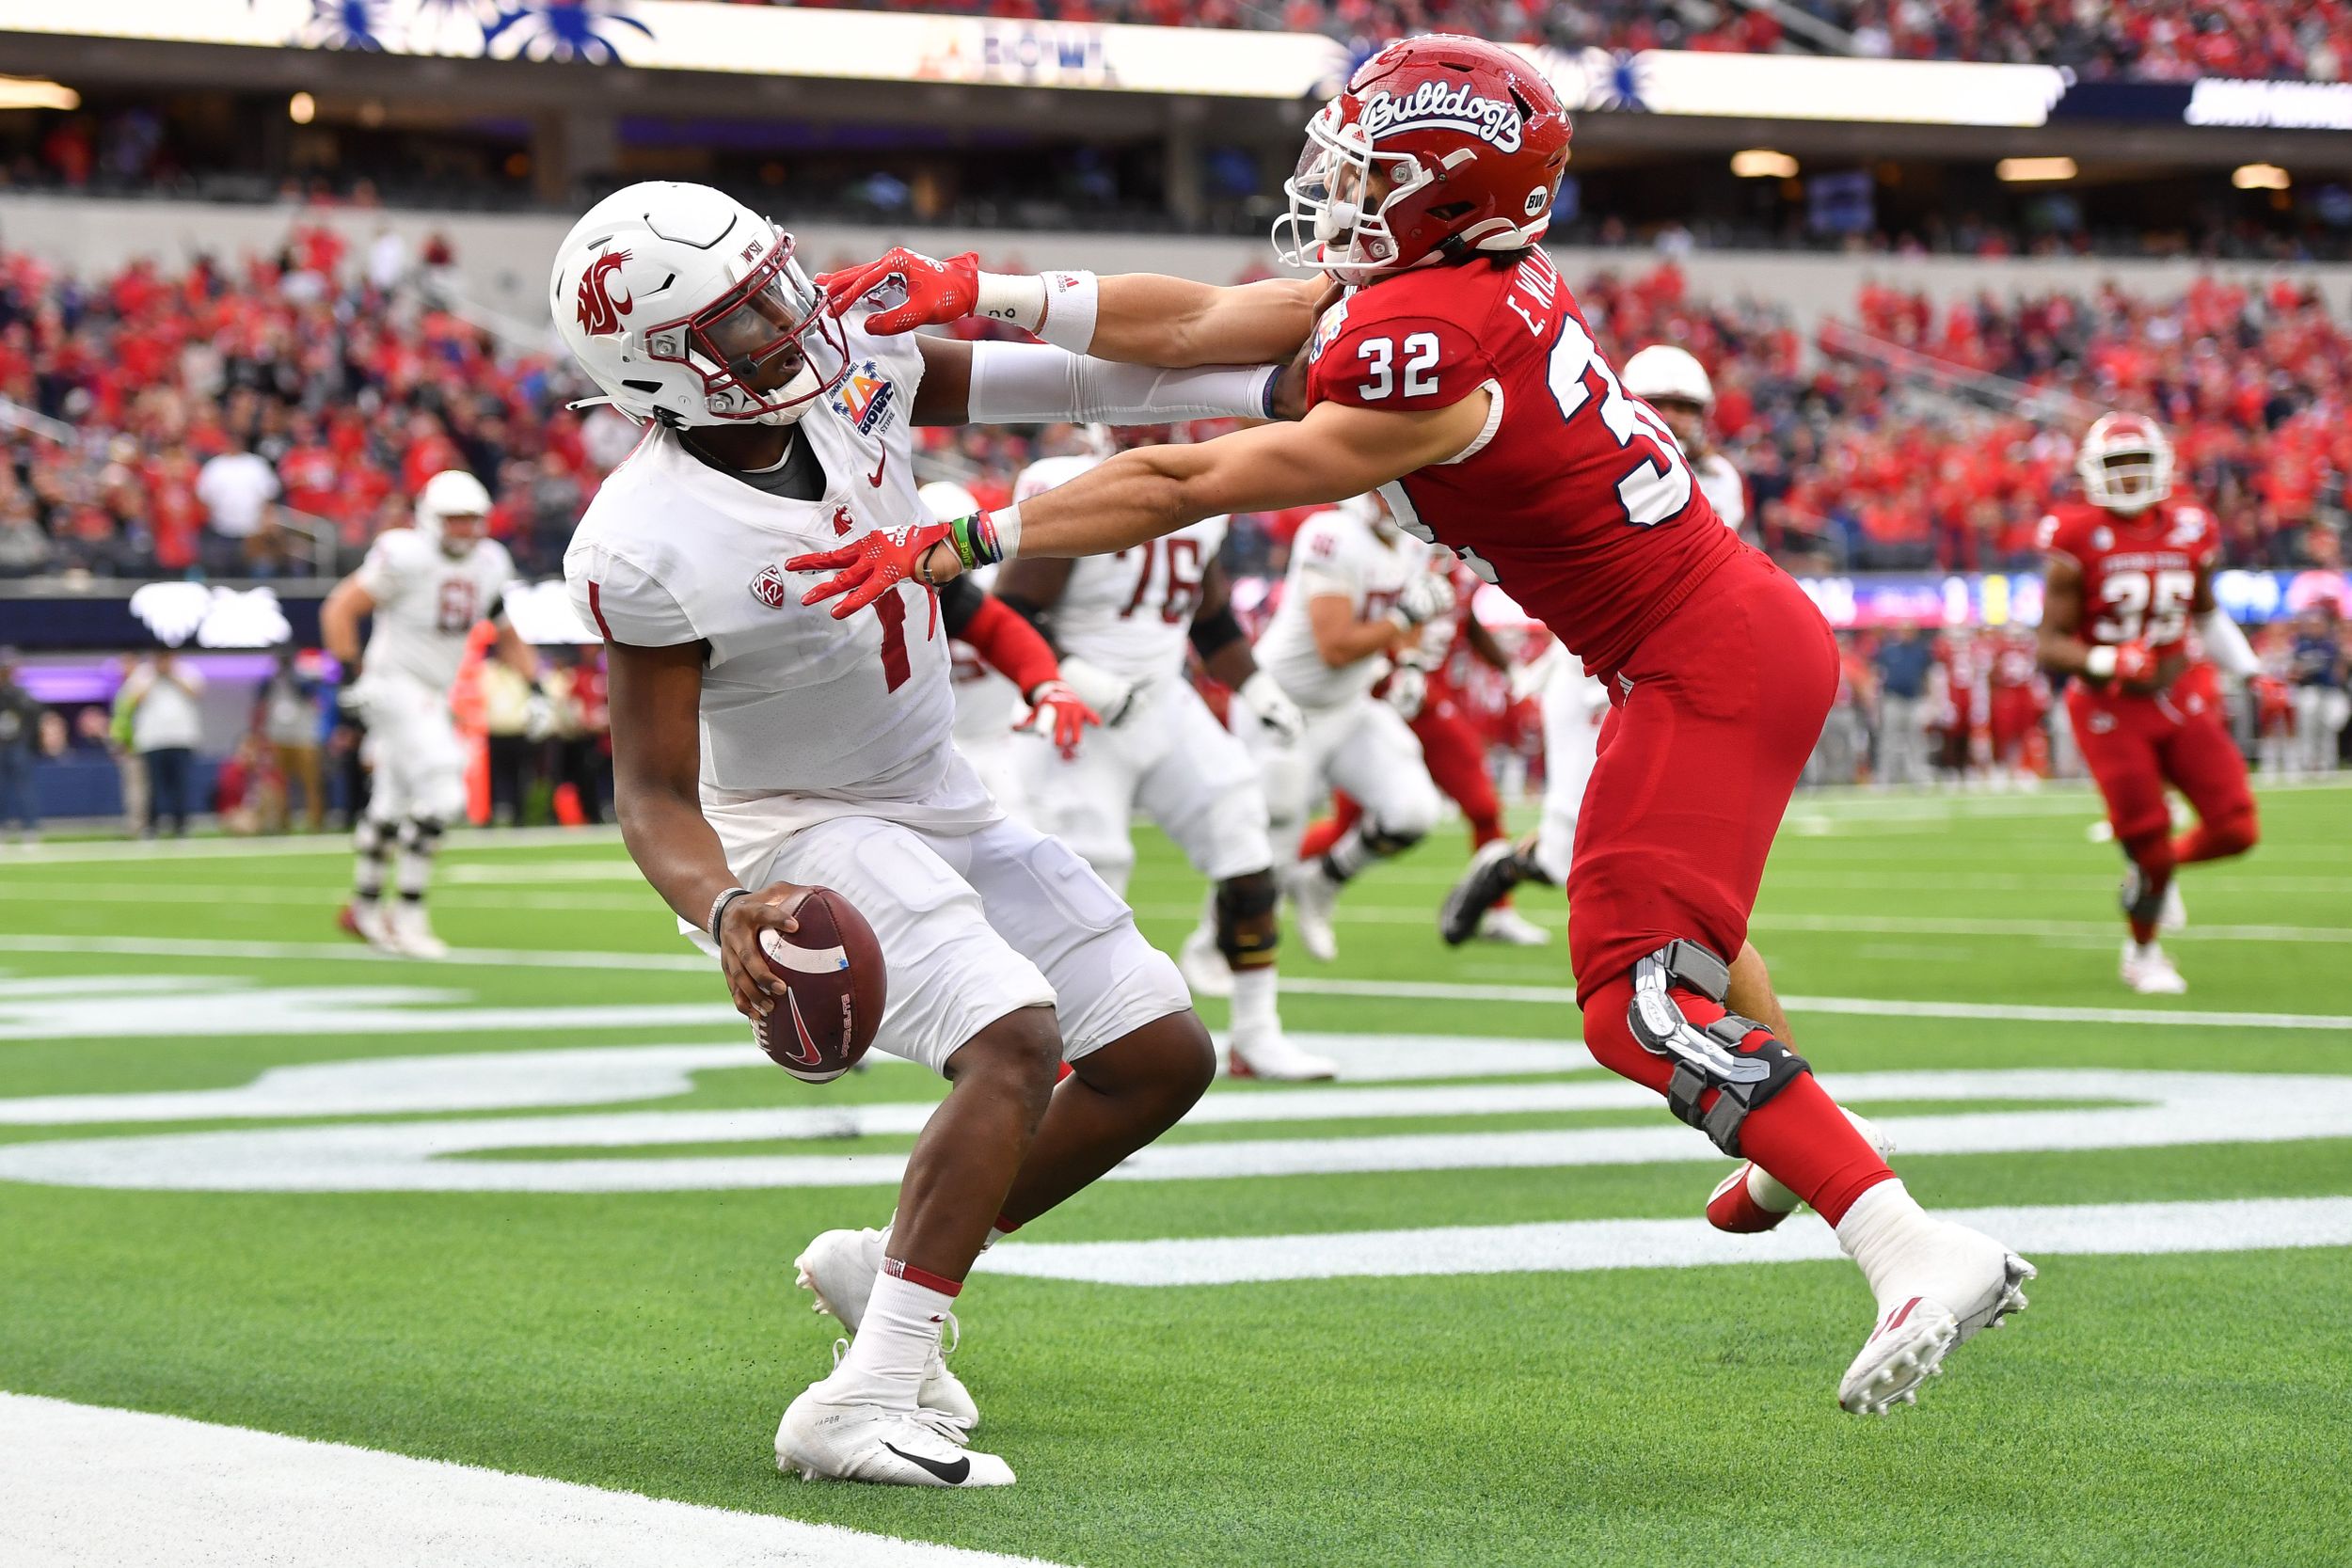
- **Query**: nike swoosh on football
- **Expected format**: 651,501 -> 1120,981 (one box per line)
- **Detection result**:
867,450 -> 888,486
882,1442 -> 970,1485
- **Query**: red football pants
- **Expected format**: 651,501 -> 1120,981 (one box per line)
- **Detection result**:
2066,671 -> 2256,850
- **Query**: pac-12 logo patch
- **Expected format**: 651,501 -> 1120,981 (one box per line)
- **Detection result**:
749,564 -> 790,610
832,360 -> 898,436
575,249 -> 632,336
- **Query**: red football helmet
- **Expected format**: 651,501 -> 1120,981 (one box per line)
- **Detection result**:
1274,35 -> 1572,286
2075,411 -> 2174,515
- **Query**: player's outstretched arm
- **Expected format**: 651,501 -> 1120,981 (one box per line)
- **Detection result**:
789,396 -> 1489,618
604,638 -> 803,1022
319,575 -> 377,671
823,245 -> 1325,369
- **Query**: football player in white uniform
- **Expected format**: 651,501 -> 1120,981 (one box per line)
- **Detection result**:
1439,346 -> 1745,946
1243,493 -> 1447,962
998,429 -> 1335,1082
552,182 -> 1299,1489
322,468 -> 534,958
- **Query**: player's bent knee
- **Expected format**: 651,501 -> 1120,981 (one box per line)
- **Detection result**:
1215,868 -> 1281,967
945,1006 -> 1064,1103
1626,939 -> 1810,1157
2215,808 -> 2259,857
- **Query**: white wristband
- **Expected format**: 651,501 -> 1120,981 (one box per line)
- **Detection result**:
989,502 -> 1024,565
975,270 -> 1099,353
2084,645 -> 2117,681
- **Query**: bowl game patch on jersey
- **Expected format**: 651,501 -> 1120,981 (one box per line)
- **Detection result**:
1308,297 -> 1352,365
832,360 -> 898,436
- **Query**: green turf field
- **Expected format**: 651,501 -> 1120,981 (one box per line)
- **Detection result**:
3,782 -> 2349,1567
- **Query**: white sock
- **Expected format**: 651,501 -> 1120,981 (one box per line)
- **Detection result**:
1834,1179 -> 1933,1303
1229,964 -> 1279,1041
825,1265 -> 955,1407
1324,828 -> 1373,881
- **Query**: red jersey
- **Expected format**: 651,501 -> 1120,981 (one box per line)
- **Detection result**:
1305,248 -> 1740,675
2035,498 -> 2220,661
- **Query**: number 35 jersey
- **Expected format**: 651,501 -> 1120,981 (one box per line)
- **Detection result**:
1014,451 -> 1229,685
2036,499 -> 2219,663
354,528 -> 516,693
1304,247 -> 1741,677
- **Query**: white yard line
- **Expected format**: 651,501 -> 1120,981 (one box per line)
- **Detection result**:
0,1392 -> 1069,1568
0,824 -> 624,865
981,1196 -> 2352,1287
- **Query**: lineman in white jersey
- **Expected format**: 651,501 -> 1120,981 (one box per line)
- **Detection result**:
1439,345 -> 1741,943
998,432 -> 1335,1082
552,182 -> 1295,1490
322,468 -> 534,958
1246,492 -> 1448,962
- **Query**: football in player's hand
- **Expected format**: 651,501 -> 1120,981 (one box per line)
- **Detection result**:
754,889 -> 885,1084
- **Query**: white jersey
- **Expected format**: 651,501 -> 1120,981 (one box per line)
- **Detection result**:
1253,507 -> 1426,712
1015,452 -> 1230,684
564,318 -> 993,852
1695,451 -> 1746,536
948,562 -> 1021,742
355,529 -> 516,692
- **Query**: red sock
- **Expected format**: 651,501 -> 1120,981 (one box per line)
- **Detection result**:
1297,794 -> 1362,862
1581,974 -> 1894,1226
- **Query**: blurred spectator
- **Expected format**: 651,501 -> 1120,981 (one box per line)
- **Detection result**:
119,651 -> 205,837
2287,603 -> 2350,773
0,487 -> 54,578
195,442 -> 281,577
546,647 -> 612,825
256,647 -> 328,832
1873,624 -> 1935,784
0,647 -> 43,844
213,733 -> 269,836
477,655 -> 539,827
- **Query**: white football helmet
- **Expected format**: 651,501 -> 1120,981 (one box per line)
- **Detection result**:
416,468 -> 492,558
918,481 -> 980,521
2076,411 -> 2173,515
1622,344 -> 1715,410
550,182 -> 850,429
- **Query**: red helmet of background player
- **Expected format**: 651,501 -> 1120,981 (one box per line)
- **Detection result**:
2075,411 -> 2174,515
1273,34 -> 1572,287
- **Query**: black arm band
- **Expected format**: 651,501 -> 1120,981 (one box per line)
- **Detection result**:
1190,603 -> 1246,659
938,576 -> 986,640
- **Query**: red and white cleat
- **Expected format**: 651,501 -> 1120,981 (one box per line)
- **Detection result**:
1706,1108 -> 1893,1234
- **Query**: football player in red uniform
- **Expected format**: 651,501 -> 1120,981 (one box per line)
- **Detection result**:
1986,628 -> 2049,784
799,34 -> 2030,1416
2036,413 -> 2270,994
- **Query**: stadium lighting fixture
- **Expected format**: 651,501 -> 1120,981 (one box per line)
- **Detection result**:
289,92 -> 316,125
0,77 -> 78,112
1995,157 -> 2076,182
2233,163 -> 2290,191
1731,150 -> 1799,179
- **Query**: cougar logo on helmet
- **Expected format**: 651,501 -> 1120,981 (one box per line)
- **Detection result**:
1357,83 -> 1523,153
575,250 -> 633,337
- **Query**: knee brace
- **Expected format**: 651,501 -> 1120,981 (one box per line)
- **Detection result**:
395,816 -> 444,898
1359,819 -> 1427,859
1215,868 -> 1281,969
354,817 -> 389,860
1627,940 -> 1810,1157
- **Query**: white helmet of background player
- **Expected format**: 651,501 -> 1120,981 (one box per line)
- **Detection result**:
415,468 -> 492,559
550,181 -> 851,429
2075,411 -> 2174,515
1622,344 -> 1715,410
918,481 -> 980,521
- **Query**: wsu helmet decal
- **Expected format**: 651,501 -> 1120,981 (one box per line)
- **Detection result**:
575,249 -> 634,337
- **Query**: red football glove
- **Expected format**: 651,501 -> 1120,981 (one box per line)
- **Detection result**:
2112,640 -> 2157,689
818,248 -> 979,336
788,521 -> 953,620
1017,679 -> 1102,761
2249,672 -> 2291,716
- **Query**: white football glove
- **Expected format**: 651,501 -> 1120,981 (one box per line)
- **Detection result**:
1383,663 -> 1428,721
1057,656 -> 1138,728
1391,571 -> 1457,628
1236,669 -> 1306,746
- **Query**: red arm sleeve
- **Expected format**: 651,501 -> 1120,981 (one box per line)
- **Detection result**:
958,592 -> 1061,698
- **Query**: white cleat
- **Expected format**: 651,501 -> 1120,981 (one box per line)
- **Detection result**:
793,1227 -> 977,1427
1474,907 -> 1550,947
2160,879 -> 2186,933
384,902 -> 449,959
1838,1229 -> 2034,1417
2121,939 -> 2187,995
1707,1108 -> 1892,1234
1227,1026 -> 1338,1082
775,1386 -> 1012,1488
342,899 -> 394,951
1282,861 -> 1341,963
1177,924 -> 1234,1001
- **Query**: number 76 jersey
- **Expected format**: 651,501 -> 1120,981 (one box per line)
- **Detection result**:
1014,451 -> 1228,685
2035,498 -> 2220,663
1304,246 -> 1741,677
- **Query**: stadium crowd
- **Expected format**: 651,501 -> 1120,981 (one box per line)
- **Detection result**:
753,0 -> 2352,81
4,233 -> 2349,585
